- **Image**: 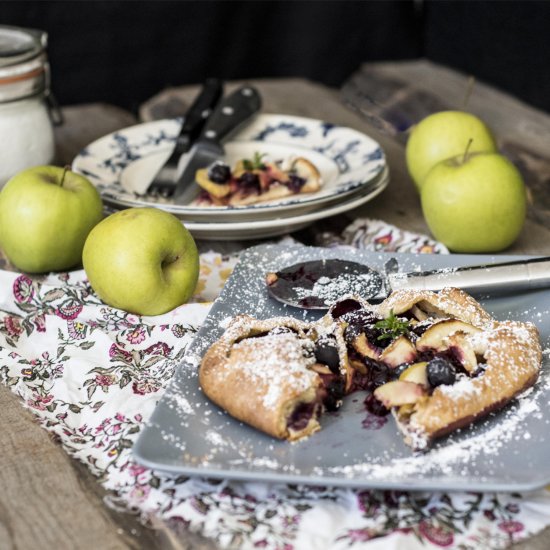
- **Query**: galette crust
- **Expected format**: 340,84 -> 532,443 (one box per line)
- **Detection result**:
199,315 -> 323,441
377,288 -> 542,448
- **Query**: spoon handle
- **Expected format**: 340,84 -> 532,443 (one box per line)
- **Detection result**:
388,256 -> 550,295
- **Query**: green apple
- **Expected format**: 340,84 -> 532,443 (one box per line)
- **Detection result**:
0,165 -> 103,273
420,151 -> 526,253
406,111 -> 498,191
82,207 -> 199,316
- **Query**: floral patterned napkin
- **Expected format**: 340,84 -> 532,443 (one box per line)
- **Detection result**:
1,218 -> 549,550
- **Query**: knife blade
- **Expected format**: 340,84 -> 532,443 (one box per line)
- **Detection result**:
146,78 -> 223,197
172,85 -> 262,205
265,256 -> 550,309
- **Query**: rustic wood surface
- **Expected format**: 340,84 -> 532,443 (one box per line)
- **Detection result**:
2,67 -> 550,549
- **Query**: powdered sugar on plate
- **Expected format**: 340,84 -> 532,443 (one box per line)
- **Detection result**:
293,272 -> 380,306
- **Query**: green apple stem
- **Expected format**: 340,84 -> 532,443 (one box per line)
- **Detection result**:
59,165 -> 71,187
462,76 -> 475,110
463,138 -> 474,163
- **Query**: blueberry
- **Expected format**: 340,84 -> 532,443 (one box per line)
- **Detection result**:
238,171 -> 260,191
366,360 -> 390,390
343,310 -> 377,341
321,375 -> 345,411
330,298 -> 362,319
426,357 -> 456,387
314,337 -> 340,372
364,393 -> 390,416
207,162 -> 231,183
287,174 -> 306,193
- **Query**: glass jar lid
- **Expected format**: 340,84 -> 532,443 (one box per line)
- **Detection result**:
0,25 -> 49,102
0,25 -> 46,67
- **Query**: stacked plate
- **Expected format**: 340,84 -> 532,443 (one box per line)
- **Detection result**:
72,114 -> 389,240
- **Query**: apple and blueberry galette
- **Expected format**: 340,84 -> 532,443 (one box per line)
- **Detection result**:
199,288 -> 542,450
194,152 -> 321,206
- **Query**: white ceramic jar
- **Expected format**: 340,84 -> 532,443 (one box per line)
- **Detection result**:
0,26 -> 58,187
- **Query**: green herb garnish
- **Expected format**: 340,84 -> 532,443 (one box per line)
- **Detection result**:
374,309 -> 410,341
243,152 -> 267,171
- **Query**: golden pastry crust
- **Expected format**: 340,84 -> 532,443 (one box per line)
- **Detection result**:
374,287 -> 494,329
199,315 -> 323,441
402,321 -> 541,448
373,288 -> 542,449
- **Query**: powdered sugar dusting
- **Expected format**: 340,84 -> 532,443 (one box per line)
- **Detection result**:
293,272 -> 380,306
231,332 -> 317,410
438,374 -> 482,399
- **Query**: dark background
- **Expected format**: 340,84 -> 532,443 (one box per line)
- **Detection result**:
2,0 -> 549,114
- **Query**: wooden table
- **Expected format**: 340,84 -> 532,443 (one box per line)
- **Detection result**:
2,65 -> 550,549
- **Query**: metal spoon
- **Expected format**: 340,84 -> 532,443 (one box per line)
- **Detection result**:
265,256 -> 550,310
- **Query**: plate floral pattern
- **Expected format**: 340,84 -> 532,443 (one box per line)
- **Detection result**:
71,114 -> 386,217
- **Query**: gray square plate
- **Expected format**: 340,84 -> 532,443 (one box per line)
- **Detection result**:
133,244 -> 550,491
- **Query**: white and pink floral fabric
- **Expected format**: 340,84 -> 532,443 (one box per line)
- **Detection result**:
1,218 -> 549,550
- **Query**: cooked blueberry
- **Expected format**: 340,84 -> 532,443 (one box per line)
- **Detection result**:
207,162 -> 231,183
286,174 -> 306,193
350,369 -> 370,392
343,310 -> 377,340
318,373 -> 345,411
238,171 -> 260,191
364,393 -> 390,416
426,357 -> 456,387
330,298 -> 363,319
288,401 -> 317,431
366,360 -> 390,390
410,322 -> 432,338
314,337 -> 340,372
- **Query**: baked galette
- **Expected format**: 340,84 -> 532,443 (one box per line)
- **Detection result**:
199,288 -> 542,449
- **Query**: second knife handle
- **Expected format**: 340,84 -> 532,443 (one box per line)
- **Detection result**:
200,85 -> 262,146
177,78 -> 224,150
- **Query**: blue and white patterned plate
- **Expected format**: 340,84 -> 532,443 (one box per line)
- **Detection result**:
72,114 -> 386,219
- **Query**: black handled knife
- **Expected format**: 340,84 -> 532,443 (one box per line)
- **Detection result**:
172,85 -> 262,205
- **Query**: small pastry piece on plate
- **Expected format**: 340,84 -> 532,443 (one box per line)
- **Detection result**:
194,154 -> 322,207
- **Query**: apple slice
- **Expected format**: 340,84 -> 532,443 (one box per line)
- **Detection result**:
310,363 -> 333,375
350,332 -> 380,360
379,335 -> 417,368
266,162 -> 290,184
446,332 -> 478,373
373,380 -> 427,408
196,168 -> 231,198
410,304 -> 429,321
291,157 -> 320,181
415,319 -> 481,352
397,403 -> 416,420
399,361 -> 429,387
291,157 -> 321,192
